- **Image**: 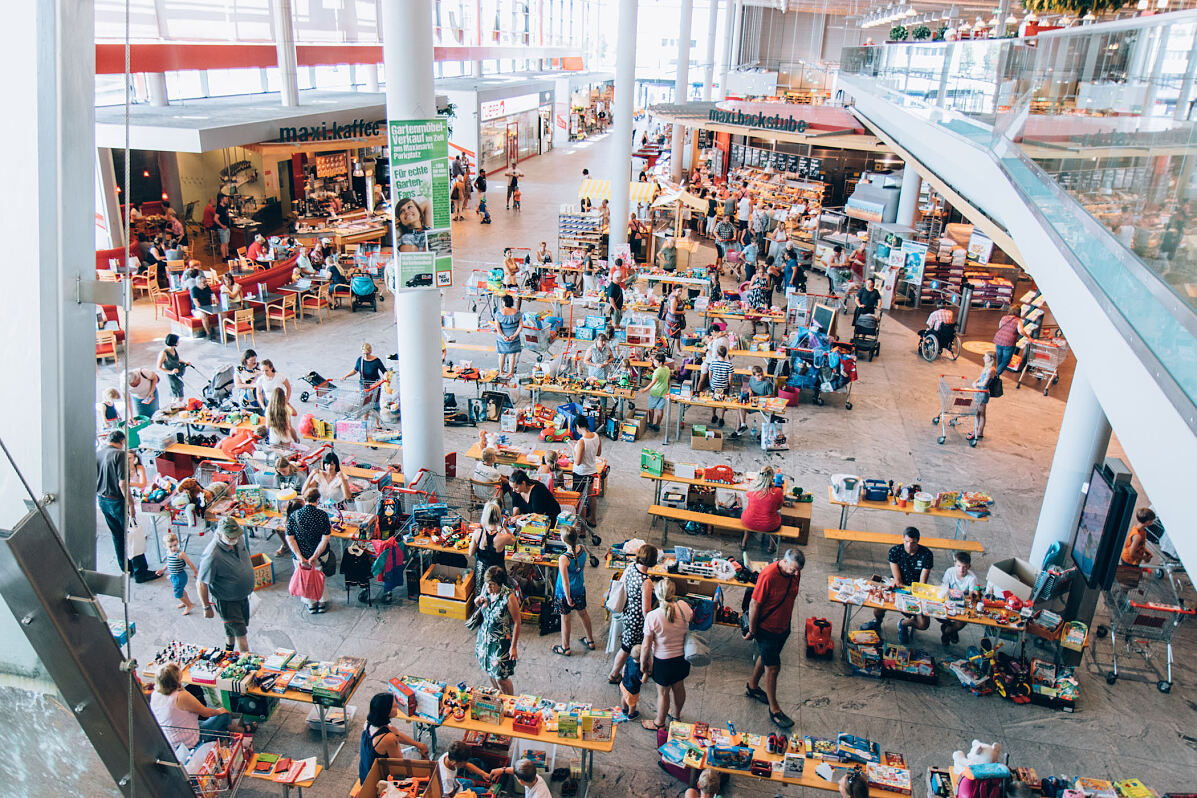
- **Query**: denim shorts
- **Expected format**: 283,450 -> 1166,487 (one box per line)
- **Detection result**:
648,394 -> 666,410
169,570 -> 188,599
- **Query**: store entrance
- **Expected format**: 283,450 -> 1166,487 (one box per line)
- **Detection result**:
506,122 -> 519,170
539,108 -> 552,154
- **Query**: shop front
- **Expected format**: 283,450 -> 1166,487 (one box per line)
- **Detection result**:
477,89 -> 554,173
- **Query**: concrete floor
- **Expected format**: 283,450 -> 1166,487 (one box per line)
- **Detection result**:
93,130 -> 1197,797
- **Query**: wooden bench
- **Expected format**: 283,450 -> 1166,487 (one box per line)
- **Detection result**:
649,504 -> 805,546
823,528 -> 985,568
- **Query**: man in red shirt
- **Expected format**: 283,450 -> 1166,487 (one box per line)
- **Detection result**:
201,197 -> 217,231
743,549 -> 804,728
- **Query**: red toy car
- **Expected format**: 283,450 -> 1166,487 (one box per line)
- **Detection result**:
539,426 -> 572,442
805,616 -> 834,659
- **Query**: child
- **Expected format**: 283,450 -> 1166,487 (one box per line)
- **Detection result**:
938,551 -> 979,645
537,450 -> 563,490
489,758 -> 549,797
437,741 -> 491,795
477,196 -> 492,224
156,533 -> 198,615
685,768 -> 724,798
98,387 -> 122,428
511,187 -> 522,212
620,643 -> 643,720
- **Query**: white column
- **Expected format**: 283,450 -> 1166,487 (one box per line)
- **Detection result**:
702,0 -> 720,101
272,0 -> 300,106
728,0 -> 744,85
719,0 -> 737,99
381,0 -> 446,484
895,166 -> 921,227
671,0 -> 694,182
96,147 -> 123,249
365,63 -> 380,92
608,0 -> 638,247
473,59 -> 484,77
146,73 -> 169,106
1030,364 -> 1112,567
1,0 -> 97,565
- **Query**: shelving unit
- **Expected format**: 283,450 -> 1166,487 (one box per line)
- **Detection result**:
557,210 -> 606,260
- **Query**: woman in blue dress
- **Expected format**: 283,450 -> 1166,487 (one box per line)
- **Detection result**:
494,293 -> 523,377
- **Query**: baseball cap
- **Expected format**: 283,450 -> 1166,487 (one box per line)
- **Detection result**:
217,517 -> 244,539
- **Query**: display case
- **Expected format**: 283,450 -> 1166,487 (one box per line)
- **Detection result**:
557,210 -> 606,260
865,222 -> 916,310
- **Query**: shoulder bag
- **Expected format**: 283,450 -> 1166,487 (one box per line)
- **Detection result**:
604,570 -> 629,613
683,631 -> 711,666
987,373 -> 1004,399
319,546 -> 338,577
739,574 -> 796,637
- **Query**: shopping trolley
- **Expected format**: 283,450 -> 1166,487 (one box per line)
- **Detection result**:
163,727 -> 251,798
932,375 -> 987,447
1093,561 -> 1193,692
1016,337 -> 1068,396
308,378 -> 384,419
195,460 -> 250,490
521,322 -> 559,363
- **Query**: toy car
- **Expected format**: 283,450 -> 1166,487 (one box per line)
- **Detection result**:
539,426 -> 572,442
805,616 -> 834,658
406,273 -> 433,287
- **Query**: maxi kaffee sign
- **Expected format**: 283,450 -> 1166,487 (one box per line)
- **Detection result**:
707,109 -> 807,133
278,119 -> 383,143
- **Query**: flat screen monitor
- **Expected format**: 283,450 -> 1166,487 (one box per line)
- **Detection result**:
1070,465 -> 1118,588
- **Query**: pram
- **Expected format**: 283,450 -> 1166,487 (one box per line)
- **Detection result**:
202,364 -> 236,408
851,313 -> 880,361
350,273 -> 379,312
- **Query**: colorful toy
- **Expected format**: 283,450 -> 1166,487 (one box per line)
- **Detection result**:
805,617 -> 834,659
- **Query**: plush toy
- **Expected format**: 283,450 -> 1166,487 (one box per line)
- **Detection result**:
952,741 -> 1005,798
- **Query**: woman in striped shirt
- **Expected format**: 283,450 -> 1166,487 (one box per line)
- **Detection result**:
706,346 -> 735,428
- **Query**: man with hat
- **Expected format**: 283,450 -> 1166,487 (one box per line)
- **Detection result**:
198,517 -> 256,652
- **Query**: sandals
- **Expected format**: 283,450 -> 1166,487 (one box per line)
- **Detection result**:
553,645 -> 571,656
770,710 -> 794,729
580,637 -> 595,651
745,684 -> 769,704
641,719 -> 666,731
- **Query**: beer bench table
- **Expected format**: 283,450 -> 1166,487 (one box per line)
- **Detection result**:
823,528 -> 985,568
827,486 -> 989,540
640,467 -> 811,542
649,504 -> 804,546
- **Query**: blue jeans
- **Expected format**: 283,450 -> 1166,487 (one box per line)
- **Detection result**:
98,496 -> 127,569
199,711 -> 233,742
133,394 -> 158,418
994,344 -> 1015,375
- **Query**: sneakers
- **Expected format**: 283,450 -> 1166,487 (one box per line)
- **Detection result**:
860,620 -> 880,633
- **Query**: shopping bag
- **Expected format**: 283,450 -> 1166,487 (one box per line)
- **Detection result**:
683,632 -> 711,667
604,572 -> 627,613
288,566 -> 326,601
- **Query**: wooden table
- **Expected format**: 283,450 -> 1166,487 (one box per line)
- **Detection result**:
462,443 -> 607,497
192,300 -> 244,345
640,467 -> 812,538
392,693 -> 615,798
529,381 -> 635,417
682,343 -> 788,361
245,754 -> 322,797
826,486 -> 990,540
706,308 -> 787,338
302,432 -> 402,452
664,393 -> 788,445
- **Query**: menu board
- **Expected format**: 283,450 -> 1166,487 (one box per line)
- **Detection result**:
697,129 -> 712,149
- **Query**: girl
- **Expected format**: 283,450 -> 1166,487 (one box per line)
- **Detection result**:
235,349 -> 261,409
740,466 -> 784,552
267,387 -> 302,447
99,387 -> 122,427
358,693 -> 429,786
396,197 -> 429,252
537,450 -> 563,489
553,527 -> 595,656
156,532 -> 198,614
969,352 -> 996,444
254,359 -> 293,415
639,578 -> 694,731
494,294 -> 523,378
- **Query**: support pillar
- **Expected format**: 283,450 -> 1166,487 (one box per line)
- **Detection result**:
473,59 -> 484,77
702,0 -> 720,101
728,0 -> 744,93
381,0 -> 445,484
146,72 -> 169,106
1030,364 -> 1112,567
158,152 -> 184,217
609,0 -> 638,247
895,166 -> 921,227
671,0 -> 694,182
365,63 -> 380,92
272,0 -> 300,106
96,147 -> 123,249
719,0 -> 737,99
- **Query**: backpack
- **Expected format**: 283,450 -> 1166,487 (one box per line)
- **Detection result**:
987,374 -> 1004,398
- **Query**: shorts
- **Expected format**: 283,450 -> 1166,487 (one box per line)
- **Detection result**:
647,394 -> 666,411
218,228 -> 231,244
556,594 -> 587,615
754,628 -> 790,668
169,571 -> 188,599
715,243 -> 725,258
619,683 -> 640,710
215,597 -> 250,638
652,654 -> 691,687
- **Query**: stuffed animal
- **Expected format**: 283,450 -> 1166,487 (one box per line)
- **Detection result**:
952,740 -> 1005,798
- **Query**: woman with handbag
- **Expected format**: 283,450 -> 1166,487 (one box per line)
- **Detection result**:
606,544 -> 658,684
967,352 -> 996,445
286,488 -> 333,613
639,579 -> 693,731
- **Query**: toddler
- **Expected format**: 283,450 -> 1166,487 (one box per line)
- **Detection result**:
156,533 -> 198,614
620,643 -> 643,720
511,187 -> 521,211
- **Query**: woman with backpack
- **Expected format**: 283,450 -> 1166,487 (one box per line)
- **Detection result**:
552,528 -> 595,656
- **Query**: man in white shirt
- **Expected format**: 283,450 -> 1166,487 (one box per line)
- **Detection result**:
736,195 -> 752,232
939,551 -> 979,645
490,759 -> 551,797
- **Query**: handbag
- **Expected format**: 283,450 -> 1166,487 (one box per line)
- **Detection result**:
604,571 -> 628,613
319,547 -> 337,577
987,374 -> 1004,398
288,566 -> 325,601
683,632 -> 711,666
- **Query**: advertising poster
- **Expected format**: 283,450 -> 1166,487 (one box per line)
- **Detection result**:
388,118 -> 453,290
901,241 -> 928,286
967,231 -> 993,265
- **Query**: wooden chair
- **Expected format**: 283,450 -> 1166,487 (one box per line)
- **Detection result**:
96,330 -> 118,363
300,285 -> 331,322
266,294 -> 297,333
146,282 -> 171,320
165,259 -> 186,285
331,282 -> 352,309
236,246 -> 248,260
223,308 -> 256,349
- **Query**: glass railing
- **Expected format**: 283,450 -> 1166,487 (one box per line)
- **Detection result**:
842,13 -> 1197,414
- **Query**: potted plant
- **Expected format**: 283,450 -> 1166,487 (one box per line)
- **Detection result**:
913,25 -> 932,40
889,25 -> 909,42
934,25 -> 949,40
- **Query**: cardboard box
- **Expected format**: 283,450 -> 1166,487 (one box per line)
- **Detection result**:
986,557 -> 1039,602
357,758 -> 441,798
250,553 -> 274,590
420,563 -> 475,601
419,594 -> 472,620
691,429 -> 724,452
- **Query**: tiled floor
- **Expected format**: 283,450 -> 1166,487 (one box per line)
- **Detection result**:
94,129 -> 1196,797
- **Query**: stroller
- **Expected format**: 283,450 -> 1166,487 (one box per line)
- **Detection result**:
851,313 -> 881,361
202,364 -> 235,408
350,273 -> 379,312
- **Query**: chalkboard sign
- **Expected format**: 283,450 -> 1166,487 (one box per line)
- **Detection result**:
730,144 -> 743,168
787,154 -> 800,172
812,303 -> 836,336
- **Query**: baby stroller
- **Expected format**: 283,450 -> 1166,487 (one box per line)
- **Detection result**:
201,364 -> 235,408
350,273 -> 378,312
852,313 -> 881,361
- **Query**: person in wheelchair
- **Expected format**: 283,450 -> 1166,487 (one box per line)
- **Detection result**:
918,300 -> 956,350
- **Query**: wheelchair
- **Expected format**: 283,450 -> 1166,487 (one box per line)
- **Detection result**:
918,322 -> 961,362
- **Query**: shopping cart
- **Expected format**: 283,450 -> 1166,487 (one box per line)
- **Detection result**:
195,460 -> 250,490
1093,561 -> 1193,693
521,323 -> 558,363
309,378 -> 384,419
161,727 -> 251,798
932,375 -> 987,447
1016,337 -> 1068,396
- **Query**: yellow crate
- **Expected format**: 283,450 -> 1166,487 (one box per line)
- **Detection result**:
419,594 -> 472,620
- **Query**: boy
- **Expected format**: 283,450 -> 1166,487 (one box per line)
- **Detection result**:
685,768 -> 724,798
437,741 -> 491,796
620,643 -> 643,720
938,551 -> 979,645
640,353 -> 670,432
511,187 -> 522,212
490,758 -> 550,797
477,196 -> 492,224
156,533 -> 199,615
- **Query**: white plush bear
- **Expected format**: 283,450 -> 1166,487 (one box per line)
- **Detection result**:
952,741 -> 1002,798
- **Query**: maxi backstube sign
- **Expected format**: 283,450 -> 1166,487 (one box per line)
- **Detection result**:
388,119 -> 453,291
707,109 -> 807,133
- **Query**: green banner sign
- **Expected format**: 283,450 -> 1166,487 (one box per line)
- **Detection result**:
388,118 -> 453,290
